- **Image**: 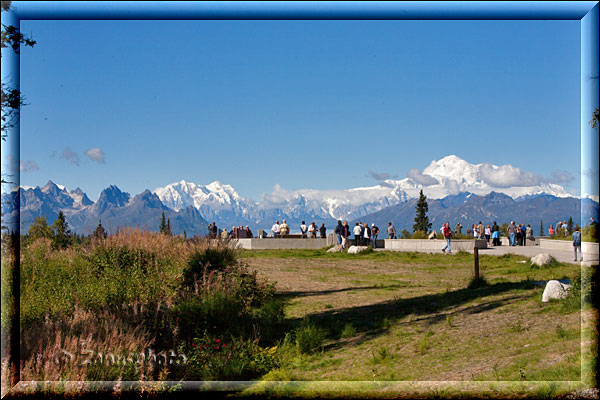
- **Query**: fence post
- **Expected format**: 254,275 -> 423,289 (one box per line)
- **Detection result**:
474,246 -> 479,281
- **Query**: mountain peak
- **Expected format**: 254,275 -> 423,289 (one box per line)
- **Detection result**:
96,185 -> 130,207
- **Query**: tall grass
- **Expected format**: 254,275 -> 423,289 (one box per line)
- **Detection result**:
6,229 -> 284,383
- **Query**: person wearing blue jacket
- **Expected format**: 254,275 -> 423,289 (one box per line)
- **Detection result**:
573,226 -> 583,262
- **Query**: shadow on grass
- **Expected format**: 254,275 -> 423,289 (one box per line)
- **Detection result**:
277,283 -> 412,299
280,280 -> 536,346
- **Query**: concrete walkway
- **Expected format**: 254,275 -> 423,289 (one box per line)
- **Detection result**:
376,244 -> 599,266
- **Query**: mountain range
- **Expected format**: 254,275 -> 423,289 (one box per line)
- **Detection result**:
2,155 -> 596,235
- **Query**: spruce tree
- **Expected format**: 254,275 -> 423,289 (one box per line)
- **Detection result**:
159,211 -> 167,234
94,219 -> 107,239
567,216 -> 573,234
413,189 -> 432,233
167,218 -> 171,236
540,220 -> 544,237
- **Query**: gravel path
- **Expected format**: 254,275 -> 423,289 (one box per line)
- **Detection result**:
376,243 -> 599,266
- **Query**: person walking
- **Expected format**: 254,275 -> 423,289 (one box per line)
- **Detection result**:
573,226 -> 583,261
334,220 -> 343,245
371,223 -> 379,248
442,222 -> 452,254
387,222 -> 396,239
271,220 -> 280,238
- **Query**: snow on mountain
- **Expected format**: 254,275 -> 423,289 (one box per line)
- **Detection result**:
153,155 -> 574,224
383,155 -> 574,200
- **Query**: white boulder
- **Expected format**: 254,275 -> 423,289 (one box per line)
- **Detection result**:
531,253 -> 555,267
347,245 -> 369,254
542,280 -> 572,302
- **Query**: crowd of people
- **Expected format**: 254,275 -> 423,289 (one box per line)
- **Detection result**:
207,222 -> 254,239
210,217 -> 596,260
270,220 -> 328,239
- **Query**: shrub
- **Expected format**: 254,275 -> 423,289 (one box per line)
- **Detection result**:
183,245 -> 238,289
179,336 -> 279,381
295,318 -> 327,354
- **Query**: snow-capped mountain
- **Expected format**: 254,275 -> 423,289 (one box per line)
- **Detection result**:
381,155 -> 573,200
152,155 -> 574,226
3,155 -> 587,235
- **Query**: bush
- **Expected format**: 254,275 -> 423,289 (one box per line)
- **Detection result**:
179,336 -> 279,380
183,245 -> 238,289
295,318 -> 327,354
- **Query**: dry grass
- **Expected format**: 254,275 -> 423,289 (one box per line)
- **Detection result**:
242,252 -> 587,387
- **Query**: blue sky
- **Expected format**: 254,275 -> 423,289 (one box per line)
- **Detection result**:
14,18 -> 581,200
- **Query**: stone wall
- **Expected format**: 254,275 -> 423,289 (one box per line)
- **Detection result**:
538,238 -> 599,255
384,239 -> 488,252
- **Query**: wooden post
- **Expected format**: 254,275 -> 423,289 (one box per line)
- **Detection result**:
9,230 -> 20,386
474,246 -> 479,281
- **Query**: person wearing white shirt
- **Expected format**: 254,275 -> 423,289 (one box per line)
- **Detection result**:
300,221 -> 308,238
272,220 -> 280,238
353,223 -> 363,246
307,222 -> 317,238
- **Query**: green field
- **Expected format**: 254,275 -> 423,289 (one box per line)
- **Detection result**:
1,235 -> 597,398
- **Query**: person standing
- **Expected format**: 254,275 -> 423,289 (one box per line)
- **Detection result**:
279,219 -> 290,236
478,222 -> 484,239
334,220 -> 343,245
485,224 -> 491,244
491,221 -> 499,246
246,226 -> 253,238
516,224 -> 522,246
548,224 -> 555,237
387,222 -> 396,239
308,222 -> 317,238
525,224 -> 534,244
342,220 -> 350,248
363,222 -> 371,246
520,224 -> 527,246
220,227 -> 229,240
371,223 -> 379,248
353,223 -> 362,246
508,221 -> 517,246
573,226 -> 583,261
300,221 -> 308,238
442,222 -> 452,254
455,222 -> 462,235
272,220 -> 280,238
319,223 -> 326,238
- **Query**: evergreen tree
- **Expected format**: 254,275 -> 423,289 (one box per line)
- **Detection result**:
167,218 -> 172,236
567,216 -> 573,234
540,220 -> 544,237
28,216 -> 53,242
413,189 -> 432,233
93,219 -> 107,239
52,211 -> 71,249
159,211 -> 167,234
